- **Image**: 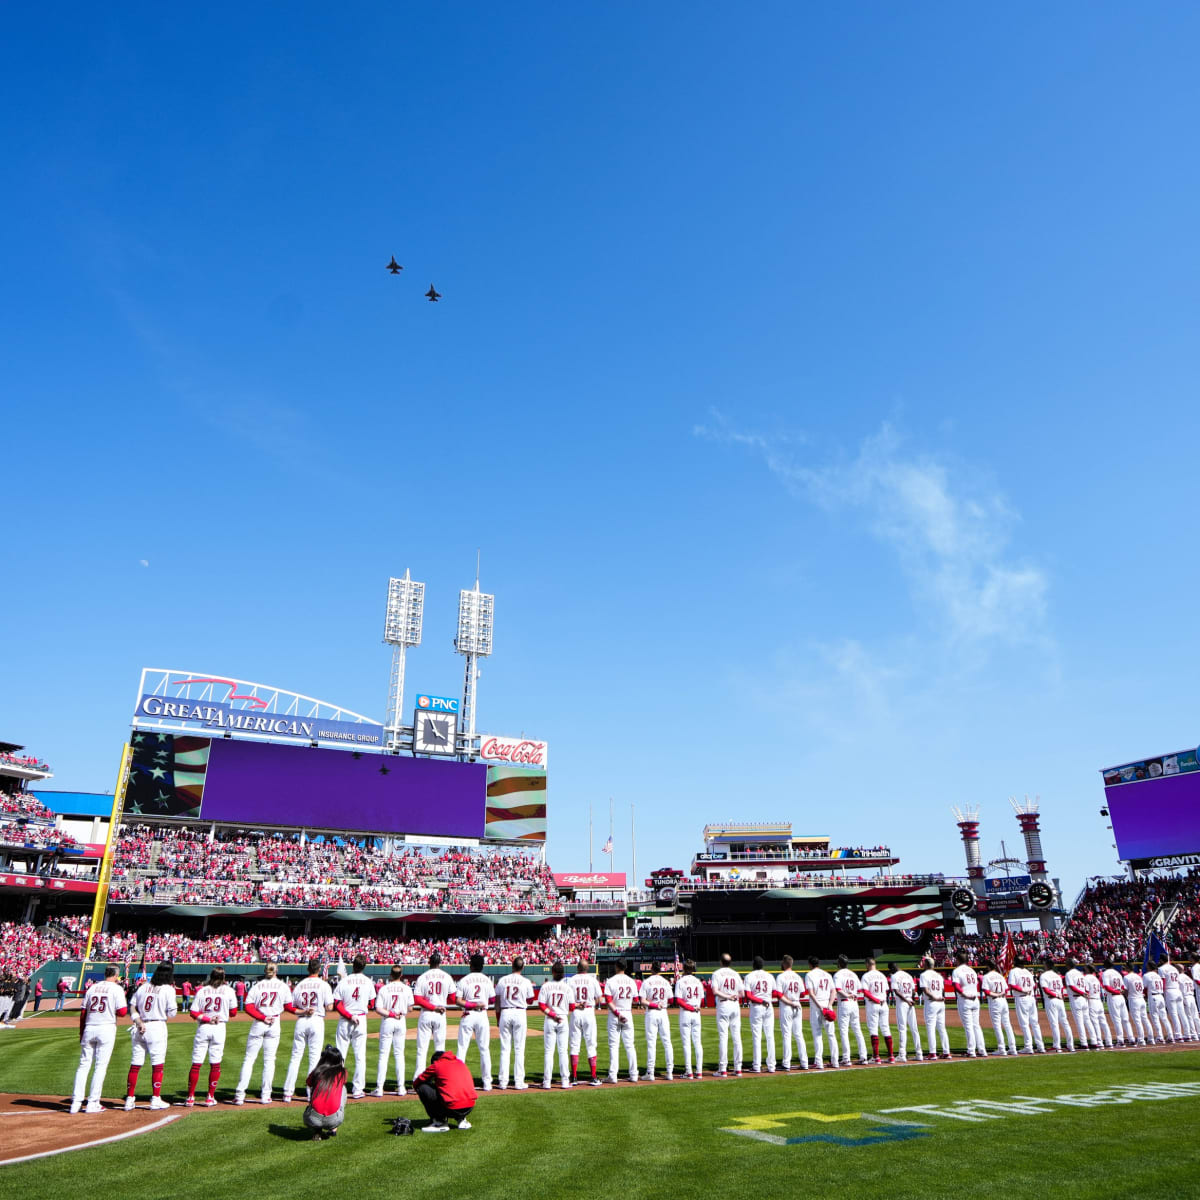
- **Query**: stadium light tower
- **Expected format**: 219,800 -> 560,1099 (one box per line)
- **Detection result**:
951,805 -> 992,935
455,563 -> 494,756
383,570 -> 424,748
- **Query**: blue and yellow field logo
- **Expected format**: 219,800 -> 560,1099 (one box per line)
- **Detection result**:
720,1110 -> 931,1148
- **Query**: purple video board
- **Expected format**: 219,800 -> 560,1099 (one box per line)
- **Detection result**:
1102,752 -> 1200,862
200,737 -> 486,837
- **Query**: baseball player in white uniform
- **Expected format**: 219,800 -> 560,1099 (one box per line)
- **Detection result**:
495,956 -> 535,1089
1191,960 -> 1200,1025
980,960 -> 1017,1055
72,966 -> 129,1113
1083,966 -> 1113,1049
833,955 -> 869,1066
569,960 -> 605,1085
333,954 -> 377,1097
124,962 -> 177,1110
1064,961 -> 1094,1049
604,960 -> 641,1083
537,961 -> 574,1089
710,954 -> 744,1076
234,962 -> 294,1104
1143,964 -> 1171,1043
281,958 -> 334,1103
919,959 -> 951,1059
950,952 -> 987,1058
640,966 -> 675,1081
411,952 -> 457,1079
1121,963 -> 1151,1045
1179,962 -> 1200,1039
887,962 -> 923,1062
1099,960 -> 1133,1045
1039,961 -> 1075,1052
1006,956 -> 1044,1053
776,955 -> 809,1071
675,959 -> 706,1077
743,956 -> 777,1073
373,965 -> 414,1096
1158,958 -> 1189,1041
805,956 -> 840,1069
455,954 -> 496,1090
860,957 -> 893,1064
187,966 -> 238,1106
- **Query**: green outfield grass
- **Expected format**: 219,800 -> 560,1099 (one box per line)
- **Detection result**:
1,1014 -> 1197,1198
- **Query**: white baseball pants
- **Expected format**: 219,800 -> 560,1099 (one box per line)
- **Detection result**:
1126,997 -> 1152,1044
1013,997 -> 1044,1052
865,1000 -> 891,1038
73,1026 -> 117,1106
456,1011 -> 492,1087
129,1022 -> 168,1067
645,1009 -> 674,1076
335,1016 -> 368,1094
779,1004 -> 808,1069
377,1015 -> 407,1093
1181,992 -> 1200,1038
748,1005 -> 775,1070
895,1001 -> 923,1059
923,1001 -> 950,1056
282,1016 -> 325,1099
606,1012 -> 638,1081
1088,1001 -> 1113,1047
1044,998 -> 1074,1050
1105,994 -> 1134,1043
987,1001 -> 1017,1054
957,998 -> 987,1056
1068,998 -> 1093,1048
191,1022 -> 228,1064
678,1010 -> 703,1074
497,1010 -> 528,1086
569,1009 -> 598,1057
837,1000 -> 868,1063
714,1001 -> 742,1073
543,1016 -> 569,1086
412,1011 -> 446,1078
810,1007 -> 839,1067
1147,995 -> 1172,1042
236,1019 -> 281,1100
1164,993 -> 1186,1040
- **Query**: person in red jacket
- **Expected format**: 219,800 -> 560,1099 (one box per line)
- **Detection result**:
414,1050 -> 477,1133
304,1045 -> 346,1141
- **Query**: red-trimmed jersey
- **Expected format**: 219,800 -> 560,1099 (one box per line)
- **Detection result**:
83,980 -> 128,1028
246,977 -> 292,1019
675,975 -> 706,1010
456,972 -> 495,1012
292,977 -> 334,1015
374,980 -> 414,1017
570,972 -> 603,1010
413,968 -> 457,1011
333,972 -> 376,1018
860,969 -> 890,1004
776,969 -> 807,1007
538,979 -> 572,1020
496,973 -> 535,1010
641,975 -> 673,1010
603,974 -> 640,1017
132,982 -> 178,1022
192,984 -> 237,1023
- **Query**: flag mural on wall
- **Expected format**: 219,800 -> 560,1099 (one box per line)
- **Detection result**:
125,732 -> 211,817
760,886 -> 944,933
484,766 -> 547,842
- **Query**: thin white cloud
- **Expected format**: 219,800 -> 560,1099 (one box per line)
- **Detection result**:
139,559 -> 150,567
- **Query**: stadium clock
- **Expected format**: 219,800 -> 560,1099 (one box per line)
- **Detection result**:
414,710 -> 457,756
950,887 -> 976,914
1027,881 -> 1055,909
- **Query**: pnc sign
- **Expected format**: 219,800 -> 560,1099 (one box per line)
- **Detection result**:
415,694 -> 460,714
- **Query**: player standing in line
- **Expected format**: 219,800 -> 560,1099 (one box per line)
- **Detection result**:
1142,961 -> 1171,1044
1063,959 -> 1094,1050
710,954 -> 744,1077
495,956 -> 535,1090
1191,956 -> 1200,1028
281,958 -> 334,1104
1178,960 -> 1200,1039
124,962 -> 177,1110
805,956 -> 839,1069
1083,965 -> 1113,1049
886,962 -> 923,1062
775,955 -> 809,1071
1157,957 -> 1189,1041
833,955 -> 869,1066
640,964 -> 676,1081
1121,962 -> 1151,1045
603,959 -> 641,1083
455,954 -> 496,1091
950,951 -> 987,1058
1038,959 -> 1075,1052
860,957 -> 893,1065
333,954 -> 376,1098
1100,960 -> 1134,1047
372,965 -> 414,1097
568,958 -> 604,1086
234,962 -> 294,1105
1006,955 -> 1044,1054
980,960 -> 1017,1056
412,952 -> 457,1079
674,960 -> 706,1078
186,966 -> 238,1107
918,957 -> 951,1059
537,960 -> 574,1089
71,966 -> 129,1113
743,956 -> 777,1073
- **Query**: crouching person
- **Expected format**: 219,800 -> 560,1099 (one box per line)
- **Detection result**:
304,1046 -> 346,1141
414,1050 -> 477,1133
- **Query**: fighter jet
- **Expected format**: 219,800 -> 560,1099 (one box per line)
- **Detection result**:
425,284 -> 441,302
386,256 -> 403,274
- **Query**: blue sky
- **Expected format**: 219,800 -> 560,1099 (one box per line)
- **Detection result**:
4,6 -> 1200,901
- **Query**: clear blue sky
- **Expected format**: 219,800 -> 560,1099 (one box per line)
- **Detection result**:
4,5 -> 1199,902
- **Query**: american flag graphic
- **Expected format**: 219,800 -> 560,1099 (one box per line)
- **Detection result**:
125,733 -> 210,817
803,886 -> 943,934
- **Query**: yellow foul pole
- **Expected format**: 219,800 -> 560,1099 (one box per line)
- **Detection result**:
79,742 -> 132,989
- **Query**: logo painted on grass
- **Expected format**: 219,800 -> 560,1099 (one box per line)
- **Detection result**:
721,1082 -> 1200,1147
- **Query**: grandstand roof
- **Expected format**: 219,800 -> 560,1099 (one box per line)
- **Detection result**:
31,790 -> 115,817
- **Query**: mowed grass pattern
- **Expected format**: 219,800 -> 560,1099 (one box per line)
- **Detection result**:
0,1013 -> 1197,1198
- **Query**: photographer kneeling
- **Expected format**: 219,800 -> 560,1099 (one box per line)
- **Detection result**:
413,1050 -> 477,1133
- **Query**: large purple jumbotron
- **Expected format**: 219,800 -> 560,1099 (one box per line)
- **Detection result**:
200,737 -> 486,837
1104,772 -> 1200,861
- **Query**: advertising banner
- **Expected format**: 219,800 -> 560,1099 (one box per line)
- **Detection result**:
0,873 -> 98,893
484,766 -> 546,842
985,875 -> 1032,895
553,872 -> 627,889
478,735 -> 548,769
1101,747 -> 1200,861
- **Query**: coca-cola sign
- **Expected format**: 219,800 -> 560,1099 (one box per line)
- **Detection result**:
478,734 -> 548,769
553,872 -> 627,888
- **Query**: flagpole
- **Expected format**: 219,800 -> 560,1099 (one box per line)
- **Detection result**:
631,803 -> 637,900
589,802 -> 593,873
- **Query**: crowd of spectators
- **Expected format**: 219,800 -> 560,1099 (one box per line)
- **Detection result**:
110,824 -> 563,915
0,792 -> 56,822
0,752 -> 51,772
0,820 -> 80,852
